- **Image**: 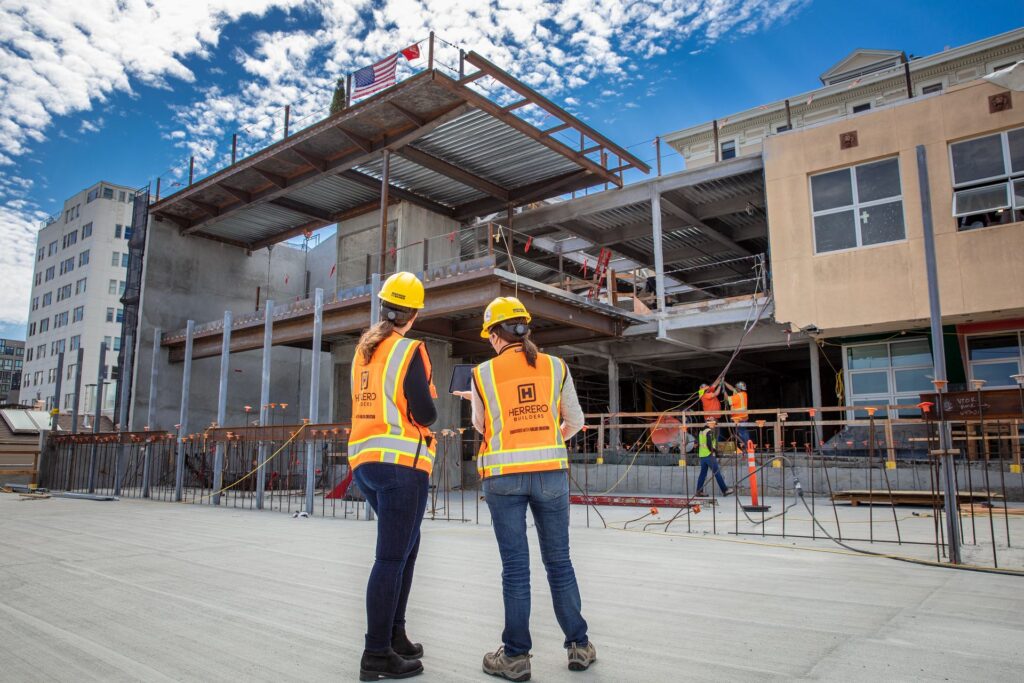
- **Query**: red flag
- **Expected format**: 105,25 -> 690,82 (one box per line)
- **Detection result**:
329,264 -> 336,278
401,44 -> 421,61
524,236 -> 533,253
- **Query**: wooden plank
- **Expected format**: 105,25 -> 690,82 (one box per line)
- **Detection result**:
833,489 -> 1003,506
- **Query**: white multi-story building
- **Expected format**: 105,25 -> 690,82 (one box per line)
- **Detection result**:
21,181 -> 137,419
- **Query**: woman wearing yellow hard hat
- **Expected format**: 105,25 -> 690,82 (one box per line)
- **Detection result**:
348,271 -> 437,681
457,296 -> 596,679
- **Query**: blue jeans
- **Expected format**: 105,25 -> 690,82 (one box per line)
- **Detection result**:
696,455 -> 729,494
733,424 -> 751,447
353,463 -> 429,653
483,470 -> 588,656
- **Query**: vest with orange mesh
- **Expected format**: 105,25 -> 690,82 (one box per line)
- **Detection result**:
473,345 -> 568,479
348,332 -> 436,475
729,391 -> 749,423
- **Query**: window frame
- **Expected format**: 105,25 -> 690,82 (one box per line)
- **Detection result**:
720,139 -> 737,160
965,331 -> 1024,389
842,337 -> 934,419
809,156 -> 908,255
949,126 -> 1024,229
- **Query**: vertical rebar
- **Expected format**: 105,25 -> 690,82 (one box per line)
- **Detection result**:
175,321 -> 194,502
306,289 -> 323,515
213,311 -> 232,505
114,334 -> 133,496
142,328 -> 160,498
256,302 -> 273,509
87,342 -> 107,493
378,149 -> 391,276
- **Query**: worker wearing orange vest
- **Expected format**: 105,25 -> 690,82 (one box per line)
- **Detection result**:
725,380 -> 751,448
456,296 -> 596,680
349,272 -> 437,681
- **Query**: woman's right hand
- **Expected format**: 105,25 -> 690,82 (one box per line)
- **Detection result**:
453,390 -> 472,400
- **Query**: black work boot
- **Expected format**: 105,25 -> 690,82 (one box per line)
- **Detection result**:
359,648 -> 424,681
391,626 -> 424,659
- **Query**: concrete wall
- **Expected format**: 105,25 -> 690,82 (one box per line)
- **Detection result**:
764,79 -> 1024,336
130,220 -> 331,433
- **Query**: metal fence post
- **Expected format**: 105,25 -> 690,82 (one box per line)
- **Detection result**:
306,289 -> 323,514
175,321 -> 195,502
256,302 -> 274,509
88,342 -> 107,493
114,333 -> 133,496
213,312 -> 232,505
142,328 -> 160,498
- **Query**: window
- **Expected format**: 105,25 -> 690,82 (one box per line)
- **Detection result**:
50,339 -> 65,354
116,308 -> 124,323
102,187 -> 113,199
776,123 -> 792,133
32,297 -> 38,311
35,272 -> 41,286
87,188 -> 98,203
950,126 -> 1024,230
106,307 -> 114,322
69,335 -> 81,351
75,278 -> 87,294
45,266 -> 55,281
108,279 -> 117,295
73,306 -> 84,322
115,225 -> 122,238
36,344 -> 45,359
67,364 -> 75,379
48,241 -> 58,256
851,102 -> 872,114
920,82 -> 943,95
991,61 -> 1017,74
26,348 -> 33,361
967,332 -> 1023,388
37,247 -> 44,262
48,367 -> 56,383
56,284 -> 72,301
29,322 -> 36,337
845,338 -> 933,418
42,292 -> 52,307
103,336 -> 112,350
810,157 -> 905,253
34,371 -> 42,384
118,191 -> 126,202
114,337 -> 122,352
721,139 -> 737,160
111,251 -> 120,266
119,280 -> 126,295
79,250 -> 90,266
121,253 -> 129,267
54,311 -> 68,328
39,318 -> 49,333
124,226 -> 133,240
64,393 -> 73,409
59,257 -> 74,275
82,222 -> 93,238
62,230 -> 78,248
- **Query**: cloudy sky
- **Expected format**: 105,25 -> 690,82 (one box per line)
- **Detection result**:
0,0 -> 1021,338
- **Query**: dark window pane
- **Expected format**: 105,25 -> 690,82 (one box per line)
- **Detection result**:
950,134 -> 1005,184
851,371 -> 889,395
848,344 -> 889,369
811,168 -> 853,211
953,184 -> 1010,216
970,361 -> 1021,388
814,210 -> 857,252
852,399 -> 888,418
968,335 -> 1020,361
860,200 -> 905,245
1009,128 -> 1024,174
894,368 -> 933,393
856,158 -> 901,202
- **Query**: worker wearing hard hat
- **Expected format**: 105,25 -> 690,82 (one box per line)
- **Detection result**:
725,380 -> 751,449
455,296 -> 596,680
695,416 -> 732,497
348,272 -> 437,681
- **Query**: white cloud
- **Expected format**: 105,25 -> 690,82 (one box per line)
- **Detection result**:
0,199 -> 46,327
79,117 -> 104,134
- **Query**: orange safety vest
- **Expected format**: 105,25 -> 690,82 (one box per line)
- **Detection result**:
729,391 -> 749,423
473,345 -> 568,479
347,332 -> 436,475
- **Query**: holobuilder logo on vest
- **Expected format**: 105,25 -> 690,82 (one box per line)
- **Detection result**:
517,383 -> 537,403
360,370 -> 370,391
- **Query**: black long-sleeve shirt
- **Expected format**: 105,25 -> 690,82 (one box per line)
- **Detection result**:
403,347 -> 437,427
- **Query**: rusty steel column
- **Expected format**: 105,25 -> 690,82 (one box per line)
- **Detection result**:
785,99 -> 792,129
188,156 -> 194,186
284,104 -> 291,138
428,31 -> 435,70
231,134 -> 237,164
655,136 -> 662,177
712,120 -> 720,162
378,149 -> 391,276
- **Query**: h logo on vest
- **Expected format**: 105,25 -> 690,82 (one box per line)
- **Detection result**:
360,370 -> 369,391
517,383 -> 536,403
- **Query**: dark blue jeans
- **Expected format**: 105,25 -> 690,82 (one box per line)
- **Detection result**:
696,455 -> 729,494
733,424 -> 751,448
482,470 -> 588,656
353,463 -> 429,653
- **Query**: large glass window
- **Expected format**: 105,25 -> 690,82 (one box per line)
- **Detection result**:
844,338 -> 932,417
967,332 -> 1023,388
950,126 -> 1024,230
811,158 -> 905,253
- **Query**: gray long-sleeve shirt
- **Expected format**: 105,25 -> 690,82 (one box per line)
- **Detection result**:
470,349 -> 585,440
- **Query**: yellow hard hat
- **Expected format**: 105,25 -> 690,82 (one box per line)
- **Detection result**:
379,272 -> 425,309
481,296 -> 531,338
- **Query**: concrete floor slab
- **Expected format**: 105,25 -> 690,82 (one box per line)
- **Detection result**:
1,494 -> 1022,682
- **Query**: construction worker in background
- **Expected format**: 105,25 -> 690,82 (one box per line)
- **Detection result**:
698,380 -> 724,436
725,380 -> 751,448
348,272 -> 437,681
455,296 -> 596,681
695,417 -> 732,497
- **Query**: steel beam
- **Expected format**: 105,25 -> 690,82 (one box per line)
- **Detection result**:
212,311 -> 232,505
339,169 -> 455,217
142,327 -> 160,498
397,145 -> 510,200
256,302 -> 273,510
306,289 -> 323,514
659,196 -> 751,257
174,321 -> 194,502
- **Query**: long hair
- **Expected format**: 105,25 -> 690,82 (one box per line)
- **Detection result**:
356,304 -> 416,364
492,317 -> 538,367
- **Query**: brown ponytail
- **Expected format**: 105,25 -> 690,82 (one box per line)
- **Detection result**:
492,317 -> 538,367
356,321 -> 396,364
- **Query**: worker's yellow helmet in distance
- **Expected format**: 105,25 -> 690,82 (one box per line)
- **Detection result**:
481,296 -> 532,338
379,272 -> 425,309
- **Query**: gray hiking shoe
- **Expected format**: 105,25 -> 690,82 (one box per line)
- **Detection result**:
567,641 -> 597,671
482,646 -> 531,681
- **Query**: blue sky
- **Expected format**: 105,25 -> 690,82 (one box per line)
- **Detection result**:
1,0 -> 1022,340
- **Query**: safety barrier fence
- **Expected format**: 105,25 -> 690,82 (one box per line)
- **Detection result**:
37,404 -> 1023,570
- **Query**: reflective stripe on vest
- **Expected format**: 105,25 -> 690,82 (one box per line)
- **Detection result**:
730,391 -> 748,422
348,334 -> 435,474
474,348 -> 568,478
698,428 -> 716,458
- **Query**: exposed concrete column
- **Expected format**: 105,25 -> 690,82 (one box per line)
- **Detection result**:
212,312 -> 232,505
174,321 -> 194,502
306,289 -> 324,515
142,327 -> 160,499
608,357 -> 620,454
71,347 -> 83,433
256,302 -> 273,510
650,187 -> 666,313
88,342 -> 107,493
114,334 -> 133,496
808,338 -> 823,446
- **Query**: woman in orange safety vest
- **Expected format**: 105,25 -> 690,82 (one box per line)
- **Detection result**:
456,296 -> 597,680
348,271 -> 437,681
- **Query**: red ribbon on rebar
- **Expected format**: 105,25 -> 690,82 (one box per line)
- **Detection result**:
524,236 -> 533,253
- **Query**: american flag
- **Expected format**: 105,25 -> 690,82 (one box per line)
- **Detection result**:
352,53 -> 399,100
